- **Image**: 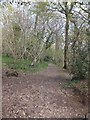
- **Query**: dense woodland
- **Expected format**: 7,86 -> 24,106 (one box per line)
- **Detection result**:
1,0 -> 90,118
0,1 -> 90,80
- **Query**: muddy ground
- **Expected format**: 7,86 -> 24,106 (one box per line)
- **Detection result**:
2,64 -> 88,118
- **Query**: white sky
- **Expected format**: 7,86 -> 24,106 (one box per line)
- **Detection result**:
21,0 -> 90,3
0,0 -> 90,3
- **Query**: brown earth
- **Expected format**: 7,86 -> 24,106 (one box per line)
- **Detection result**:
2,64 -> 88,118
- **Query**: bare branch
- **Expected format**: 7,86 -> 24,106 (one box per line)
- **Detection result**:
58,2 -> 65,13
69,2 -> 75,13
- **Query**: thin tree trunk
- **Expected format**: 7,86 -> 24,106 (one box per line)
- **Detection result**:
63,14 -> 69,69
55,34 -> 59,63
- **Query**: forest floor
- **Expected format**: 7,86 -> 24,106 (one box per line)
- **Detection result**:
2,64 -> 88,118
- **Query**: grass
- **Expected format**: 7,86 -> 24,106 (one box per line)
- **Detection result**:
0,55 -> 2,66
2,55 -> 48,73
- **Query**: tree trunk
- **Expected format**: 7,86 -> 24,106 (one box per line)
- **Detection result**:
87,2 -> 90,92
55,34 -> 59,63
71,23 -> 78,74
63,14 -> 69,69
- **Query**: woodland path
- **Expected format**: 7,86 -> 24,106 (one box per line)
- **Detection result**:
2,64 -> 87,118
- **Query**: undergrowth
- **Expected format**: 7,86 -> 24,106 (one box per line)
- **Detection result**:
63,79 -> 88,92
2,55 -> 48,73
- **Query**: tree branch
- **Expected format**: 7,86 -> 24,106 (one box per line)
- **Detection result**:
58,2 -> 65,13
69,2 -> 75,13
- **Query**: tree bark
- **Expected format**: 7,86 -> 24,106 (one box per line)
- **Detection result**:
55,34 -> 59,63
63,14 -> 69,69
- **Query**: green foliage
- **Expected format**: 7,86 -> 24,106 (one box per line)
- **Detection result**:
13,23 -> 21,31
44,56 -> 52,62
2,55 -> 48,73
64,80 -> 79,88
63,79 -> 88,93
69,42 -> 88,79
32,2 -> 52,17
13,23 -> 21,38
44,48 -> 54,62
54,50 -> 64,67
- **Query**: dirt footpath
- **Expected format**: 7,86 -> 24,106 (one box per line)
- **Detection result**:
2,64 -> 88,118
